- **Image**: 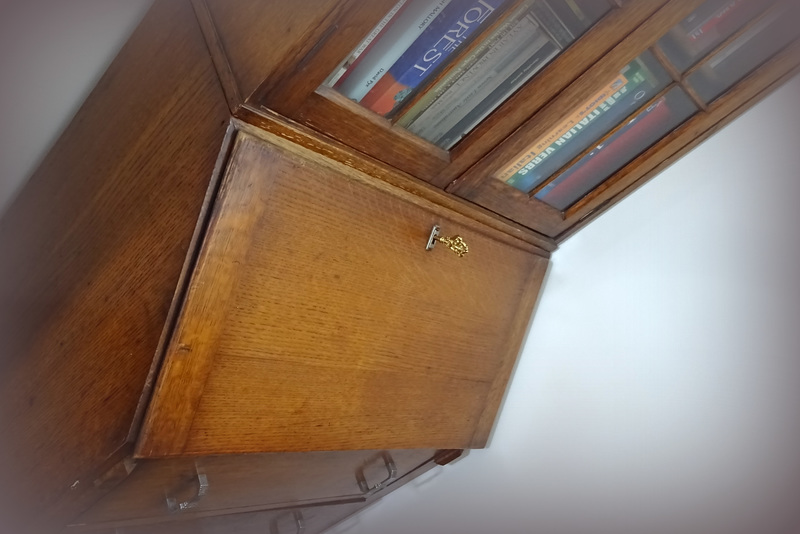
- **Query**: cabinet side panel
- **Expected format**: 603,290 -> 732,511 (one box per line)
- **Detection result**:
0,1 -> 230,532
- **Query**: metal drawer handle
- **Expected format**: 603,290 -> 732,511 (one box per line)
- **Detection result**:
166,471 -> 208,513
270,510 -> 305,534
356,452 -> 398,495
426,225 -> 469,257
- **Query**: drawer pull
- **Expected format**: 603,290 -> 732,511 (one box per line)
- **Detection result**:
356,451 -> 398,495
166,471 -> 208,513
426,225 -> 469,257
270,510 -> 305,534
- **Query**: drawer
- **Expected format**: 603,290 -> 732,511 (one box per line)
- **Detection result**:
71,449 -> 434,528
136,128 -> 549,458
104,501 -> 366,534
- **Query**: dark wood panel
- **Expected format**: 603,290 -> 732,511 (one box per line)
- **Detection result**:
253,0 -> 401,114
0,1 -> 231,532
202,0 -> 349,102
295,87 -> 451,181
136,130 -> 549,457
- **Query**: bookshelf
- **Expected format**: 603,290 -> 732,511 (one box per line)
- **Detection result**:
213,0 -> 800,242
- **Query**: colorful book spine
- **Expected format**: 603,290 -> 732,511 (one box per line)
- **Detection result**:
408,13 -> 550,142
360,0 -> 509,116
493,73 -> 630,182
500,59 -> 655,189
396,0 -> 537,128
435,36 -> 559,148
336,0 -> 453,103
327,0 -> 410,89
535,95 -> 673,210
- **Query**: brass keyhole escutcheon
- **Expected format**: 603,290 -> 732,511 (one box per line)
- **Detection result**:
426,225 -> 469,257
438,235 -> 469,257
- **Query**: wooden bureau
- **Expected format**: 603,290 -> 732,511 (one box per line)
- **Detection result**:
1,0 -> 796,532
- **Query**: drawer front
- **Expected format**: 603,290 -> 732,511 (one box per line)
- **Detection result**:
91,500 -> 365,534
137,129 -> 549,458
71,449 -> 434,527
111,501 -> 367,534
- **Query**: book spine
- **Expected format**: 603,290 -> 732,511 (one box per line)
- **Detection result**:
360,0 -> 509,117
504,70 -> 649,191
493,73 -> 630,182
707,6 -> 781,69
571,0 -> 609,26
396,0 -> 536,128
500,60 -> 654,188
436,36 -> 559,149
542,0 -> 581,39
530,0 -> 574,48
337,0 -> 453,103
408,14 -> 548,142
687,0 -> 747,42
327,0 -> 410,89
535,95 -> 673,209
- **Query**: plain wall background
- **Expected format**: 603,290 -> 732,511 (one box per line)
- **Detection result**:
1,2 -> 799,533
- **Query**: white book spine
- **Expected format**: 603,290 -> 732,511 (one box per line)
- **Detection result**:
410,16 -> 546,141
338,0 -> 453,103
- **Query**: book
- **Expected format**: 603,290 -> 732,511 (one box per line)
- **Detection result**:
498,55 -> 664,190
360,0 -> 510,116
324,0 -> 410,89
434,37 -> 560,148
492,73 -> 631,183
535,88 -> 696,210
546,0 -> 608,37
684,0 -> 750,44
406,12 -> 554,143
335,0 -> 454,103
396,0 -> 539,129
426,0 -> 610,148
536,95 -> 674,209
530,0 -> 575,48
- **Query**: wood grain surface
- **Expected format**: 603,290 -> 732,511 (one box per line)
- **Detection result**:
137,130 -> 549,457
0,1 -> 230,532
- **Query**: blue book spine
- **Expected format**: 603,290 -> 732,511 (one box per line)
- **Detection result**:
361,0 -> 508,116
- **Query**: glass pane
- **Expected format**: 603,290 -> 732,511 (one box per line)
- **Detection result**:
401,0 -> 610,148
323,0 -> 610,141
493,51 -> 671,193
656,0 -> 771,73
535,86 -> 698,211
687,3 -> 800,103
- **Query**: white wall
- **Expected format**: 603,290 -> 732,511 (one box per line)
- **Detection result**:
335,75 -> 800,534
1,3 -> 799,534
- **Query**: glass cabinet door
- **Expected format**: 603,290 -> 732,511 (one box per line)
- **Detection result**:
453,0 -> 800,237
322,0 -> 610,145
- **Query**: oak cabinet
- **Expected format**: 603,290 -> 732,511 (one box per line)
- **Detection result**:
62,123 -> 546,531
2,0 -> 797,533
0,1 -> 547,531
